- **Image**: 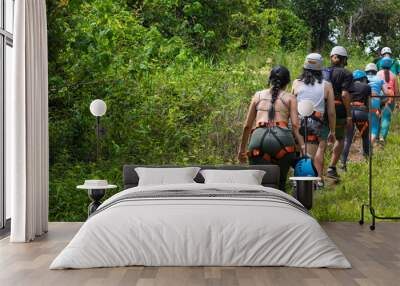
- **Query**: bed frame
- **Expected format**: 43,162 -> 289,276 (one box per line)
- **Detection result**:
123,165 -> 280,190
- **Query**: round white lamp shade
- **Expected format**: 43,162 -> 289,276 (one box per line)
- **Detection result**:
298,100 -> 315,117
90,99 -> 107,117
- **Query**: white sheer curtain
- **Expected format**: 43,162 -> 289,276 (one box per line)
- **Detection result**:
8,0 -> 49,242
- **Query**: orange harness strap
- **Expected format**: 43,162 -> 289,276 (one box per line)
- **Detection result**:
306,135 -> 319,142
351,101 -> 366,107
370,108 -> 380,116
248,146 -> 295,162
255,121 -> 288,128
251,121 -> 289,134
351,101 -> 369,136
312,111 -> 323,119
274,146 -> 296,160
335,100 -> 343,105
355,121 -> 369,137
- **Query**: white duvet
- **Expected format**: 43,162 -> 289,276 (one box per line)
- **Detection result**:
50,183 -> 351,269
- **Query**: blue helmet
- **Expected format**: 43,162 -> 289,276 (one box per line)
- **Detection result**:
294,157 -> 318,177
380,57 -> 393,69
353,70 -> 367,81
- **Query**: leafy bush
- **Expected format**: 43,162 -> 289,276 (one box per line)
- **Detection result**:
137,0 -> 259,54
249,9 -> 310,51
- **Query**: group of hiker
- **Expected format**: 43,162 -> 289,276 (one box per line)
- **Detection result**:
238,46 -> 399,191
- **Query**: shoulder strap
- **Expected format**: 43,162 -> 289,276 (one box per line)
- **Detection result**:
255,90 -> 269,111
323,67 -> 333,82
279,93 -> 290,110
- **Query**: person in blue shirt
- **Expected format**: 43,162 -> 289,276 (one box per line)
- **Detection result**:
376,47 -> 400,75
365,63 -> 386,145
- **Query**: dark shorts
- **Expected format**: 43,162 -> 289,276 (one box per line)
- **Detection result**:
320,118 -> 346,141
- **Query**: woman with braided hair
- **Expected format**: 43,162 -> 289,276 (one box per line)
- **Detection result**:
238,66 -> 304,191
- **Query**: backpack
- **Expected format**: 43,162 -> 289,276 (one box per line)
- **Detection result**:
323,67 -> 334,83
378,57 -> 400,74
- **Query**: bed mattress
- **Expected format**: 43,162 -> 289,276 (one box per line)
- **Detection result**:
50,183 -> 350,269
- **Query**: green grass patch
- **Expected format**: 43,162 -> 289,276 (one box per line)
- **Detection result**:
312,113 -> 400,222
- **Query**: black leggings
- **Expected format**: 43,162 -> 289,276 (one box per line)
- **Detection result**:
342,108 -> 369,164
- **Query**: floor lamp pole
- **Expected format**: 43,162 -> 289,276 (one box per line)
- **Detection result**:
96,116 -> 100,161
304,116 -> 308,156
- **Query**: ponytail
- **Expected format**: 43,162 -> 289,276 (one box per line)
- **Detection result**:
268,79 -> 282,121
384,69 -> 390,83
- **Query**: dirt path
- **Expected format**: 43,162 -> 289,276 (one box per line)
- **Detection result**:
348,132 -> 365,162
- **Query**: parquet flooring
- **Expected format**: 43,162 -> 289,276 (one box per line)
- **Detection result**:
0,222 -> 399,286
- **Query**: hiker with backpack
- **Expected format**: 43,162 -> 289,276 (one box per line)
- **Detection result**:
321,46 -> 353,180
365,63 -> 387,145
376,57 -> 399,144
376,47 -> 400,75
341,70 -> 372,170
291,53 -> 336,183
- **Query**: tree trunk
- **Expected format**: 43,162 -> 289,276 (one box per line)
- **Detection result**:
348,15 -> 353,40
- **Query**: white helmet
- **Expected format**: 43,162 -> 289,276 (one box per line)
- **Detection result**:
330,46 -> 348,57
304,53 -> 323,70
381,47 -> 392,55
365,63 -> 378,72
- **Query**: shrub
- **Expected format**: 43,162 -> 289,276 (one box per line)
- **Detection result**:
250,9 -> 310,51
137,0 -> 259,54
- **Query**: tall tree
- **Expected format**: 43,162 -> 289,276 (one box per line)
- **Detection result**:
291,0 -> 360,50
338,0 -> 400,54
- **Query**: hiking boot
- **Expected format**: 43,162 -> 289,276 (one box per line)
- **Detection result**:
315,180 -> 325,191
379,137 -> 386,145
326,166 -> 340,180
340,162 -> 347,172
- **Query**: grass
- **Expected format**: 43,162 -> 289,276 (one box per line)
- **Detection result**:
311,112 -> 400,222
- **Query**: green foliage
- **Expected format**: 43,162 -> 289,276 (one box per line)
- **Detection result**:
336,0 -> 400,55
230,8 -> 310,52
48,0 -> 397,222
291,0 -> 361,49
137,0 -> 259,54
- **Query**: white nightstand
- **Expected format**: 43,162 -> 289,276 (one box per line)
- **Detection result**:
77,180 -> 117,216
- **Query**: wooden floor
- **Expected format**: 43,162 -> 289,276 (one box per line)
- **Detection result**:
0,222 -> 399,286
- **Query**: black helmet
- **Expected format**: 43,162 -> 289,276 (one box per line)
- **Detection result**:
269,65 -> 291,87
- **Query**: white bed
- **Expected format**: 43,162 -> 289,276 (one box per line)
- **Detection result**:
50,183 -> 351,269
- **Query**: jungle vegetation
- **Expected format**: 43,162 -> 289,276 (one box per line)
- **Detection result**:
47,0 -> 400,221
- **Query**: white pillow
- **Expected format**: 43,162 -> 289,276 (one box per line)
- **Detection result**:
135,167 -> 200,186
200,169 -> 266,185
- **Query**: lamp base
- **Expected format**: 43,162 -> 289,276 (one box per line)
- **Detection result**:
87,189 -> 105,216
294,181 -> 313,210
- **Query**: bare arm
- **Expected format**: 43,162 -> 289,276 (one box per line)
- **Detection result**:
394,76 -> 399,97
325,82 -> 336,133
291,79 -> 299,96
289,95 -> 305,154
382,83 -> 390,96
342,90 -> 351,119
238,96 -> 257,161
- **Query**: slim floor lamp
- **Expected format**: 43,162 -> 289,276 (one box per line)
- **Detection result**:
90,99 -> 107,161
359,94 -> 400,230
